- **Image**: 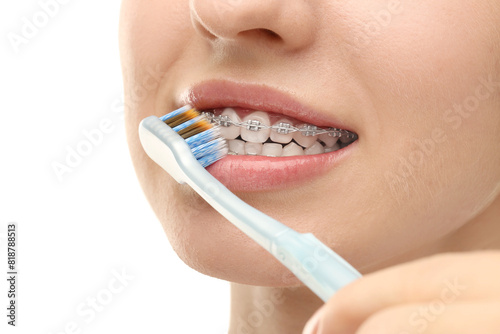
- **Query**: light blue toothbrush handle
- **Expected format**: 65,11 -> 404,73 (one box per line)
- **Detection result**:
271,230 -> 361,302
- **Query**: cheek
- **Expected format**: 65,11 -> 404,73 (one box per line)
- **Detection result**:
335,2 -> 500,251
120,0 -> 192,85
351,3 -> 499,109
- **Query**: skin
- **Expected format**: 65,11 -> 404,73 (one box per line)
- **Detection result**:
119,0 -> 500,333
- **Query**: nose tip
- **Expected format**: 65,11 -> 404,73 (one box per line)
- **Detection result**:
190,0 -> 315,50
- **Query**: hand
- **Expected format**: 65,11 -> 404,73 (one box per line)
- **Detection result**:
303,251 -> 500,334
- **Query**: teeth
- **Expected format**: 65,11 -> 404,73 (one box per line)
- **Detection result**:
282,142 -> 304,156
262,143 -> 283,157
324,142 -> 341,153
245,142 -> 262,155
319,133 -> 339,148
270,118 -> 294,144
293,124 -> 318,148
340,135 -> 353,144
304,142 -> 325,155
205,108 -> 357,157
228,139 -> 245,155
219,108 -> 241,140
240,111 -> 271,143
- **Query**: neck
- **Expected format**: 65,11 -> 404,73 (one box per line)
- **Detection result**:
228,283 -> 323,334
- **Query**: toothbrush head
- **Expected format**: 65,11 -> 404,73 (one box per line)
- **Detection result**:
160,105 -> 229,168
139,105 -> 228,184
139,105 -> 228,170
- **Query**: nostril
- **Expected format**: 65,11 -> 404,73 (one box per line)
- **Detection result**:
238,29 -> 283,43
260,29 -> 281,40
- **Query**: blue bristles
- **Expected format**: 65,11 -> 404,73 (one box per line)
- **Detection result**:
185,128 -> 220,148
197,149 -> 227,168
191,138 -> 228,167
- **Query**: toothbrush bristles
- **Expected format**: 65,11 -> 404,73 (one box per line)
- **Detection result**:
161,106 -> 228,167
164,108 -> 199,128
178,119 -> 212,139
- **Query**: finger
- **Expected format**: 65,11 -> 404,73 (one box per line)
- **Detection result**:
354,302 -> 500,334
323,252 -> 500,333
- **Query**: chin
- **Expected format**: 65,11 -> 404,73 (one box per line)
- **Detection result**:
164,205 -> 305,286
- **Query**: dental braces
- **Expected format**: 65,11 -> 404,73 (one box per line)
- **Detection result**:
201,112 -> 358,140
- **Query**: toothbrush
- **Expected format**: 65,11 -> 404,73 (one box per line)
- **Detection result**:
139,105 -> 361,302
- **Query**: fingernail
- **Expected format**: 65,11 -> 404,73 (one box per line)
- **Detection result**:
302,307 -> 324,334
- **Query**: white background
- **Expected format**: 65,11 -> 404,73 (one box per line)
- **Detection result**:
0,1 -> 230,333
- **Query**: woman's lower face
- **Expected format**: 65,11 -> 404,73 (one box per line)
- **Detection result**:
120,0 -> 500,286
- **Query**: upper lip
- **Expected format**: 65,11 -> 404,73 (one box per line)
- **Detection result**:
177,80 -> 356,132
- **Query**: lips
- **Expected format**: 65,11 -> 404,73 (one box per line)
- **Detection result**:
179,81 -> 355,131
177,80 -> 358,192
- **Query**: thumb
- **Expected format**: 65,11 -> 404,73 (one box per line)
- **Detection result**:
303,305 -> 326,334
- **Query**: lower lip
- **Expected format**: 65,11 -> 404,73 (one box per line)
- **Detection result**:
206,141 -> 357,192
